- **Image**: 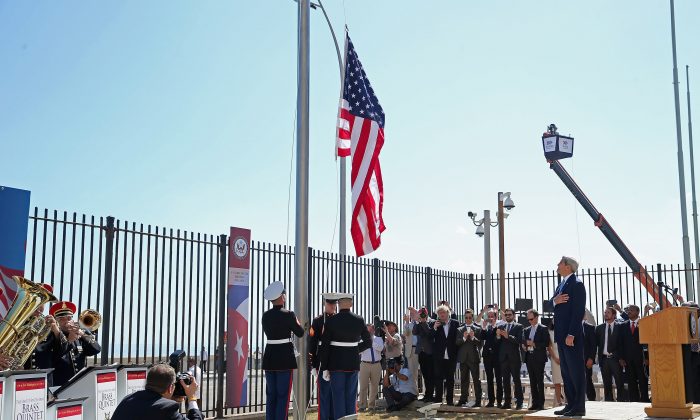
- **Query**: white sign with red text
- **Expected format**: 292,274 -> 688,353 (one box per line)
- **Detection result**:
0,380 -> 4,417
56,404 -> 82,420
14,377 -> 47,420
126,370 -> 146,395
95,372 -> 118,419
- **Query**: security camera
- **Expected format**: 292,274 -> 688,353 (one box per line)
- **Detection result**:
468,211 -> 476,219
503,197 -> 515,210
475,225 -> 485,237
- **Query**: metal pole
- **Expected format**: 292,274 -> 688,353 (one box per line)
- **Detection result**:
293,0 -> 310,417
687,64 -> 700,301
215,234 -> 227,419
498,193 -> 506,309
670,0 -> 694,296
100,216 -> 115,366
483,210 -> 492,305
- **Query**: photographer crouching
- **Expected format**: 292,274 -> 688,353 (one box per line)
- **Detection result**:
112,363 -> 202,420
382,358 -> 417,412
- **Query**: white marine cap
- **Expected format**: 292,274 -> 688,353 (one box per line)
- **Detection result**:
321,292 -> 344,303
335,293 -> 354,302
264,281 -> 286,301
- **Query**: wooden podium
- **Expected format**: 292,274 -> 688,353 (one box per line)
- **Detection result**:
639,306 -> 700,418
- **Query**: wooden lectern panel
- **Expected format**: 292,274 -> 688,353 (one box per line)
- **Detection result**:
639,306 -> 700,418
639,307 -> 698,345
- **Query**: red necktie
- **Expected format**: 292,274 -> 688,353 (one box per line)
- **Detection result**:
631,322 -> 635,334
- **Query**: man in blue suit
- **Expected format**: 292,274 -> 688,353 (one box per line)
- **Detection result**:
551,256 -> 587,417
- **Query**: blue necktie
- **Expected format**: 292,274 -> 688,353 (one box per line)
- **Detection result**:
371,342 -> 375,362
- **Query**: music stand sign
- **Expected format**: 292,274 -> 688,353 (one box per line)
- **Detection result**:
95,372 -> 117,419
13,377 -> 47,420
56,404 -> 83,420
117,366 -> 148,400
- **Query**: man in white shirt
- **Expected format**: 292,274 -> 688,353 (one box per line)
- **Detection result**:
594,307 -> 624,401
186,357 -> 203,405
383,358 -> 418,411
403,308 -> 420,391
358,324 -> 384,411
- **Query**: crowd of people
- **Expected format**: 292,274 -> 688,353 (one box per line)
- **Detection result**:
260,257 -> 700,420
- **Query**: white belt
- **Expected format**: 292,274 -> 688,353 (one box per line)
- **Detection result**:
330,341 -> 359,347
268,338 -> 292,344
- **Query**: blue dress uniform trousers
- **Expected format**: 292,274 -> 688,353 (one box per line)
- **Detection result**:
317,374 -> 333,420
559,337 -> 586,413
265,370 -> 292,420
330,371 -> 358,419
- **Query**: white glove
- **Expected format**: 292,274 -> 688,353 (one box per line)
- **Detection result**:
310,368 -> 318,378
322,370 -> 330,382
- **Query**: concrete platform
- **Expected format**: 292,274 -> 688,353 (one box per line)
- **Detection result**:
438,404 -> 530,416
523,401 -> 687,420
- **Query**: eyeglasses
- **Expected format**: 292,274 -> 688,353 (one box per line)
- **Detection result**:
527,317 -> 535,321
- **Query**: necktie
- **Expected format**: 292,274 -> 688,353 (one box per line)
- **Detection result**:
607,324 -> 612,353
507,323 -> 511,333
371,343 -> 375,362
631,321 -> 636,334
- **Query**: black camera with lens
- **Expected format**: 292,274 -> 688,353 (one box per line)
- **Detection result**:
169,350 -> 192,398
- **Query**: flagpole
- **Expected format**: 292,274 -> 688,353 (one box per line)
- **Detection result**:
669,0 -> 694,298
688,64 -> 700,300
293,0 -> 310,417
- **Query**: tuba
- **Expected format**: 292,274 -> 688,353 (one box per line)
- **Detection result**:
0,276 -> 57,370
79,309 -> 101,332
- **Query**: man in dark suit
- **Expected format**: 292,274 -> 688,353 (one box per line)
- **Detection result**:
429,304 -> 460,405
112,364 -> 202,420
261,282 -> 305,420
550,256 -> 587,417
456,309 -> 482,407
595,307 -> 625,402
497,308 -> 524,409
481,309 -> 503,408
413,307 -> 435,402
319,294 -> 372,419
522,309 -> 550,410
582,317 -> 597,401
618,304 -> 649,402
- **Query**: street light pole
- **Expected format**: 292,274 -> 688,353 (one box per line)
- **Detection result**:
498,193 -> 506,309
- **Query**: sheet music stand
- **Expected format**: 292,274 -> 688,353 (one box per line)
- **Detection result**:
54,365 -> 118,420
47,397 -> 88,420
0,369 -> 52,420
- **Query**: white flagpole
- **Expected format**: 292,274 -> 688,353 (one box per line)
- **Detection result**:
293,0 -> 310,417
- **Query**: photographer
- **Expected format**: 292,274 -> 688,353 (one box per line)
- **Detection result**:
384,320 -> 403,363
383,358 -> 417,412
112,364 -> 202,420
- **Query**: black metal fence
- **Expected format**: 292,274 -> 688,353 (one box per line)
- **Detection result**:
22,207 -> 698,416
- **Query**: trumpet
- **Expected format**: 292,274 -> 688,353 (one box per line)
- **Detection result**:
79,309 -> 102,332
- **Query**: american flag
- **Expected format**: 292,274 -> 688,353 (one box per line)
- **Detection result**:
0,268 -> 20,319
336,34 -> 386,256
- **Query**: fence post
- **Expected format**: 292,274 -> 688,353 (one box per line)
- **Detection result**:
372,258 -> 380,317
426,267 -> 433,311
100,216 -> 115,366
657,263 -> 664,310
307,247 -> 314,402
216,234 -> 227,418
468,274 -> 475,311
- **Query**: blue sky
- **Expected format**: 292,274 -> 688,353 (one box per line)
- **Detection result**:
2,1 -> 700,276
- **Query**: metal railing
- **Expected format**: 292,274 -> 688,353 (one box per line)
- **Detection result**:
22,207 -> 697,416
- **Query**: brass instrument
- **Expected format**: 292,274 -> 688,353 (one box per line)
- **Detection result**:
0,276 -> 57,370
79,309 -> 101,332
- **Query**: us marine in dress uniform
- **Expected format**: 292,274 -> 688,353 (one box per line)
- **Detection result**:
261,281 -> 304,420
319,294 -> 371,420
23,284 -> 67,386
308,293 -> 338,420
51,301 -> 102,387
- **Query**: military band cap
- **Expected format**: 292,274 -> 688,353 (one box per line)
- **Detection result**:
336,293 -> 354,301
264,281 -> 286,301
50,301 -> 76,317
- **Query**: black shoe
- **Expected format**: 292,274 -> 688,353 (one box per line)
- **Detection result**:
563,410 -> 586,417
419,396 -> 433,402
446,401 -> 454,406
485,402 -> 494,408
515,403 -> 523,410
473,401 -> 482,408
527,406 -> 537,411
457,400 -> 467,406
501,403 -> 512,409
497,402 -> 503,408
553,407 -> 571,415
